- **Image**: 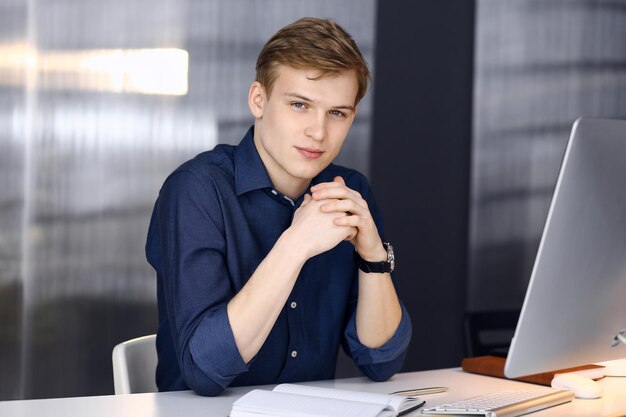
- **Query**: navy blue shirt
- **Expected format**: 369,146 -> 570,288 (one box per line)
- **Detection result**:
146,127 -> 411,396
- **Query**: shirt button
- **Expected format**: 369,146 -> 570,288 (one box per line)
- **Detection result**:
271,189 -> 278,195
291,350 -> 298,358
290,301 -> 297,309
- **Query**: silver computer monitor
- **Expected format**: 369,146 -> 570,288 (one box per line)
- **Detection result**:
504,117 -> 626,378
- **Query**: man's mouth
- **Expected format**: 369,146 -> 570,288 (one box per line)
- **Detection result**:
295,146 -> 325,159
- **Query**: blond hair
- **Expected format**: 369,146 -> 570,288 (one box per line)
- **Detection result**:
255,17 -> 370,105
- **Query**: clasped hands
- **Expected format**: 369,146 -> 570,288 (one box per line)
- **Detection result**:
290,176 -> 387,262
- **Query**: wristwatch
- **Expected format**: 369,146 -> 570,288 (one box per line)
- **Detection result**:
354,242 -> 395,273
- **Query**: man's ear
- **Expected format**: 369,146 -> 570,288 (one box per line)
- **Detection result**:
248,81 -> 266,119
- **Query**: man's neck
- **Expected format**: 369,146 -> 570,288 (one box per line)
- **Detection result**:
271,177 -> 310,201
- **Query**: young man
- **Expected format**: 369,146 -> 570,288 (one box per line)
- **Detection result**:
146,17 -> 411,396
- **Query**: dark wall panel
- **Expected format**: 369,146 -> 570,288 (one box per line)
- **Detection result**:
371,0 -> 475,370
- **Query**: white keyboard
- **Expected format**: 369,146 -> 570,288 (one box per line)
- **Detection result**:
421,388 -> 575,417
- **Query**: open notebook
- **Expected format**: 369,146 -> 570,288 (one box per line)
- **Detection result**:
230,383 -> 422,417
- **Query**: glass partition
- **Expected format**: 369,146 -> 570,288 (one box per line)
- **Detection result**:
0,0 -> 376,399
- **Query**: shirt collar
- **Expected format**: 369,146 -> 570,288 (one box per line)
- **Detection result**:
234,126 -> 274,196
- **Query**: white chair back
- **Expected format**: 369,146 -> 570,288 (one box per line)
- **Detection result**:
112,334 -> 158,394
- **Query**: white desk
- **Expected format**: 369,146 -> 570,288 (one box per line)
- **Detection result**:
1,368 -> 625,417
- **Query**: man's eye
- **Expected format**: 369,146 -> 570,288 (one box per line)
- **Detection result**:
330,110 -> 346,118
291,102 -> 306,109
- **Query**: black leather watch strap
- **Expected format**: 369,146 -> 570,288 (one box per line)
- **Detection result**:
354,243 -> 394,273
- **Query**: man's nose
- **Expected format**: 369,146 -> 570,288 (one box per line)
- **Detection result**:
304,113 -> 326,141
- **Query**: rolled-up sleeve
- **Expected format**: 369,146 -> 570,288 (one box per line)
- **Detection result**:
342,302 -> 412,381
157,170 -> 248,396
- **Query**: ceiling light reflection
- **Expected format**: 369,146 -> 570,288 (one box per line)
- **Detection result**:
0,42 -> 188,95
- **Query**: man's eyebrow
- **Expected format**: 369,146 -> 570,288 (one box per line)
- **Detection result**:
332,104 -> 356,112
284,92 -> 355,112
284,93 -> 313,103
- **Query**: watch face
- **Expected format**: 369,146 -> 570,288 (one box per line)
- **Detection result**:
385,243 -> 395,272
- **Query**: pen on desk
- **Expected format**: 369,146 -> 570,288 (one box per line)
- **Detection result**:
397,400 -> 426,416
390,386 -> 448,396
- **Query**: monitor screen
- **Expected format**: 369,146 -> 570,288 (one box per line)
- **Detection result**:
504,117 -> 626,378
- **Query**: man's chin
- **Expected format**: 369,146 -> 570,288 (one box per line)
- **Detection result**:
292,164 -> 329,181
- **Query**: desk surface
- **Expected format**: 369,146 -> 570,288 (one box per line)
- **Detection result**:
1,368 -> 625,417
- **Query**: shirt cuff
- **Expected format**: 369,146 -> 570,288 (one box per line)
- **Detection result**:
344,302 -> 412,366
188,304 -> 249,389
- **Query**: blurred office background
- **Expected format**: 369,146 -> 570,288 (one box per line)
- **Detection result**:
1,0 -> 626,400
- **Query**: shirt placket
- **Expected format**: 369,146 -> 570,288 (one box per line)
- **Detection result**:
268,187 -> 305,382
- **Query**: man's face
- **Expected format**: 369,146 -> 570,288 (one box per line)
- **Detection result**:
249,65 -> 358,197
